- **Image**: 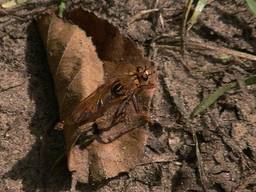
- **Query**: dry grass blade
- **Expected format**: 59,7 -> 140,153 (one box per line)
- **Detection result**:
181,0 -> 193,56
0,80 -> 26,93
188,39 -> 256,61
128,8 -> 160,24
192,131 -> 208,191
190,75 -> 256,117
1,0 -> 29,9
155,37 -> 256,61
187,0 -> 208,30
245,0 -> 256,16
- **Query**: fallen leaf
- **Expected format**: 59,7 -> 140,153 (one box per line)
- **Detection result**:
37,9 -> 156,183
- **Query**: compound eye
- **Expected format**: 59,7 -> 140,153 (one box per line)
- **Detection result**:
111,82 -> 125,96
142,73 -> 148,81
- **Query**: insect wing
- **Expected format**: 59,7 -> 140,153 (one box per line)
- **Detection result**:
71,67 -> 155,126
71,82 -> 113,124
71,79 -> 127,125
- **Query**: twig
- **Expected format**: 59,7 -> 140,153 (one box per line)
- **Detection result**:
137,160 -> 175,167
0,2 -> 57,27
154,37 -> 256,62
128,8 -> 160,25
0,80 -> 26,93
188,39 -> 256,61
152,0 -> 164,29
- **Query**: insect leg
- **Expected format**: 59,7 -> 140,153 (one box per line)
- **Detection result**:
70,123 -> 95,149
111,95 -> 131,126
92,96 -> 131,135
132,93 -> 140,113
97,114 -> 150,144
96,125 -> 138,144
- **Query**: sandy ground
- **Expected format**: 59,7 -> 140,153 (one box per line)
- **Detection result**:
1,0 -> 256,191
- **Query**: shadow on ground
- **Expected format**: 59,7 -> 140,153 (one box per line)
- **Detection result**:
3,22 -> 71,192
3,20 -> 116,192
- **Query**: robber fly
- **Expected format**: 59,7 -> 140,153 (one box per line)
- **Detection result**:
71,66 -> 155,127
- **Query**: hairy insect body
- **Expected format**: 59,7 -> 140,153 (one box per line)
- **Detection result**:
70,66 -> 155,144
71,79 -> 127,126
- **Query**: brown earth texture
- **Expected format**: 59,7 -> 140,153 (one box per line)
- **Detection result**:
1,0 -> 256,191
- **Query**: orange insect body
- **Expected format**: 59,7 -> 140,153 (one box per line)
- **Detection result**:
71,66 -> 155,127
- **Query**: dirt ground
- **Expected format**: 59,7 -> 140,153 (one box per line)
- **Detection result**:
1,0 -> 256,191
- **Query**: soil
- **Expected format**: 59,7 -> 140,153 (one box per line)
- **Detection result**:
1,0 -> 256,191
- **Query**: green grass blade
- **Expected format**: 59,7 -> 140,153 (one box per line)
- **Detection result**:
58,0 -> 67,18
245,0 -> 256,16
187,0 -> 207,30
190,75 -> 256,118
244,74 -> 256,85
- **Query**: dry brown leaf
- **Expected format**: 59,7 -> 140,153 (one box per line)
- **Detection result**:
37,9 -> 155,183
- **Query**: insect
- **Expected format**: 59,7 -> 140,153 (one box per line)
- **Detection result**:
72,66 -> 155,126
71,66 -> 155,144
